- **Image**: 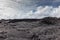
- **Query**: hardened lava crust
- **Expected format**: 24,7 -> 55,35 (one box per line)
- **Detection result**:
0,17 -> 60,40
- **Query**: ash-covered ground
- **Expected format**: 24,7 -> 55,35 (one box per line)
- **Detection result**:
0,17 -> 60,40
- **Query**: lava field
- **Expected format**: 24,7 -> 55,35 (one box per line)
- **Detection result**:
0,17 -> 60,40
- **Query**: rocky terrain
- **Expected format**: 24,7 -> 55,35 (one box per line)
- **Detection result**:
0,17 -> 60,40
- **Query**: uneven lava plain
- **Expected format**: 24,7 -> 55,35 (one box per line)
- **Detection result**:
0,17 -> 60,40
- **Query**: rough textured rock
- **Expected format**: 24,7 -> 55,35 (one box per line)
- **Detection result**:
0,17 -> 60,40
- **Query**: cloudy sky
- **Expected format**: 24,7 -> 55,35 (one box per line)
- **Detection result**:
0,0 -> 60,19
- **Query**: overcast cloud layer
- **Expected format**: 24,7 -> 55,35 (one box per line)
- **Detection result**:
0,0 -> 60,19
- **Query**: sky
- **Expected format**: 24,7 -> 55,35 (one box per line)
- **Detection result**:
0,0 -> 60,19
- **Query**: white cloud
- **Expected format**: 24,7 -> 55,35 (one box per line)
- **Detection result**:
0,0 -> 36,19
25,6 -> 60,19
0,0 -> 60,19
